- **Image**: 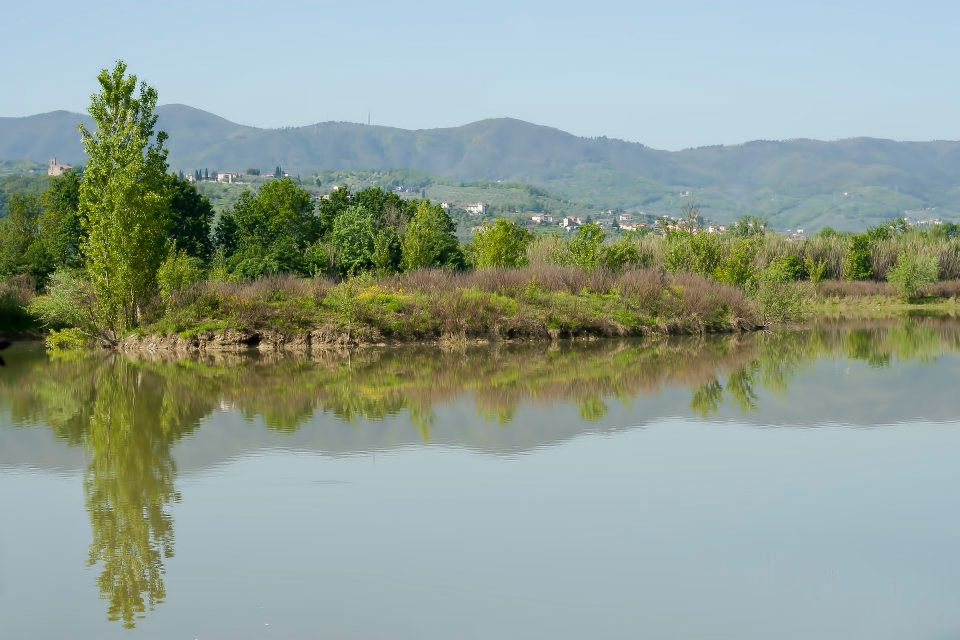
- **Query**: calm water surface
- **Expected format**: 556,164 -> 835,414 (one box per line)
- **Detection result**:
2,320 -> 960,639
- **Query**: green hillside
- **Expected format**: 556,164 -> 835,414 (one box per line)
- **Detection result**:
3,105 -> 960,230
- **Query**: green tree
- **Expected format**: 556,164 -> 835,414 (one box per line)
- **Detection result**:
401,201 -> 463,271
331,205 -> 377,275
469,218 -> 532,268
843,233 -> 873,280
220,178 -> 318,277
664,230 -> 722,277
38,170 -> 85,269
569,222 -> 605,270
156,245 -> 206,302
714,237 -> 759,286
78,61 -> 171,333
316,186 -> 352,237
0,193 -> 47,280
165,174 -> 213,261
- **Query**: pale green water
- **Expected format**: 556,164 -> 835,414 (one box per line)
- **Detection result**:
2,320 -> 960,639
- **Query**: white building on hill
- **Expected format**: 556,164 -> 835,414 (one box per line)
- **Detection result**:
47,157 -> 73,177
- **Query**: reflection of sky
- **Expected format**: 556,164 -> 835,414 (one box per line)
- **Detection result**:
3,420 -> 960,639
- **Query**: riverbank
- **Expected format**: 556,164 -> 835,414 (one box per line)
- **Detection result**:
14,270 -> 960,356
123,268 -> 759,354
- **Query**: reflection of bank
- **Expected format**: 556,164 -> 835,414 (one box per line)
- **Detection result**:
1,319 -> 959,626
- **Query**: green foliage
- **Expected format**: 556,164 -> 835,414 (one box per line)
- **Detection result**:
78,60 -> 171,334
38,170 -> 84,269
727,215 -> 767,238
470,218 -> 532,268
27,269 -> 104,341
753,263 -> 807,324
165,174 -> 214,261
316,186 -> 352,236
157,247 -> 206,302
304,239 -> 338,277
401,201 -> 463,271
664,231 -> 722,277
714,237 -> 759,287
331,205 -> 378,275
0,275 -> 38,334
598,238 -> 644,271
843,233 -> 874,281
569,222 -> 605,270
768,255 -> 805,281
0,192 -> 48,282
217,178 -> 318,278
803,255 -> 827,284
886,252 -> 939,300
0,174 -> 49,218
372,227 -> 402,272
45,327 -> 90,352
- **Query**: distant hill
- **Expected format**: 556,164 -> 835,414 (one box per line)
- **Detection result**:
3,104 -> 960,230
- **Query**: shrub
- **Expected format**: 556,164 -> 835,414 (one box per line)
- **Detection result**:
767,255 -> 805,281
569,223 -> 605,270
844,233 -> 873,281
470,218 -> 532,268
157,247 -> 205,302
887,252 -> 939,301
599,238 -> 645,271
664,231 -> 722,277
714,237 -> 758,287
28,269 -> 111,344
803,255 -> 827,284
45,327 -> 90,352
752,263 -> 807,325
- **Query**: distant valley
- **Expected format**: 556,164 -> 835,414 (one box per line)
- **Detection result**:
3,104 -> 960,230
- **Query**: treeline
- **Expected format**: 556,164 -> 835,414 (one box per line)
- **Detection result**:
209,181 -> 464,279
0,170 -> 212,285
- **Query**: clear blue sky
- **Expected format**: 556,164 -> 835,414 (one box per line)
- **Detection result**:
3,0 -> 957,149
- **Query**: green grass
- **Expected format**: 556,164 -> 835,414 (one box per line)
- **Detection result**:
811,294 -> 960,319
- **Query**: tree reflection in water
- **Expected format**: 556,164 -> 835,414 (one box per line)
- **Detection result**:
1,318 -> 958,627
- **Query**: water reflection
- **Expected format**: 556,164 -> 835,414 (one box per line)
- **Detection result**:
1,318 -> 960,628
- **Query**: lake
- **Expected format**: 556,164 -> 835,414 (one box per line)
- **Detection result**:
2,320 -> 960,639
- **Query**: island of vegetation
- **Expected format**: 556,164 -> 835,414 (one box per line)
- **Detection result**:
1,61 -> 959,353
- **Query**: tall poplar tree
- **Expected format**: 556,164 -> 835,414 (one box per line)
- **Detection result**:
78,61 -> 170,334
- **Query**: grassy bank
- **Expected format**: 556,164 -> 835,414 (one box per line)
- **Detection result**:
811,280 -> 960,319
135,267 -> 759,348
12,270 -> 960,352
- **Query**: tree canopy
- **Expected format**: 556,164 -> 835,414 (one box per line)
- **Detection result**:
78,60 -> 172,333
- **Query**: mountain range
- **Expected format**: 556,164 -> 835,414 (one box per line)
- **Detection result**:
3,104 -> 960,230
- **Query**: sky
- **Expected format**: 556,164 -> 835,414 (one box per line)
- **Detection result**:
3,0 -> 958,150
